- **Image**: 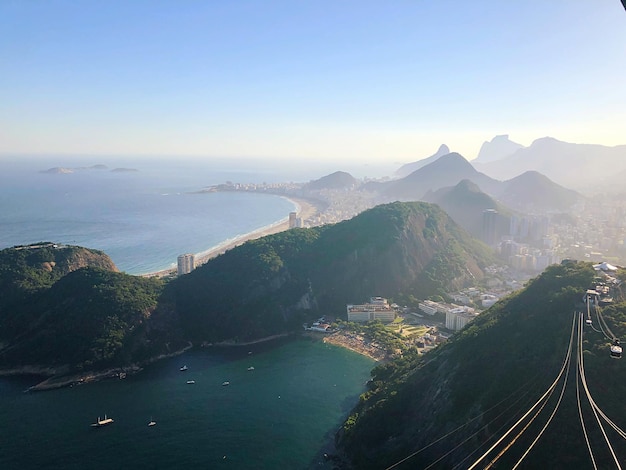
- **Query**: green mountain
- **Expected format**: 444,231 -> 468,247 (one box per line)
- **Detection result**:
0,244 -> 179,372
0,244 -> 118,341
0,202 -> 495,376
170,201 -> 495,343
337,261 -> 626,468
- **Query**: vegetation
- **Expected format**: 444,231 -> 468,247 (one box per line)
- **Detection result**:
0,201 -> 495,378
337,261 -> 626,468
0,245 -> 168,371
338,320 -> 407,354
171,201 -> 495,343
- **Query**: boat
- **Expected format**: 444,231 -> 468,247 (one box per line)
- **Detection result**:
91,415 -> 114,427
186,380 -> 195,384
222,381 -> 230,386
180,365 -> 188,371
247,366 -> 255,371
148,418 -> 156,427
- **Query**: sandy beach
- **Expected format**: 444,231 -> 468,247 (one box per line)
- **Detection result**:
143,195 -> 323,278
321,331 -> 389,362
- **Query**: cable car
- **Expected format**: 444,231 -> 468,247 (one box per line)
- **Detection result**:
610,339 -> 622,359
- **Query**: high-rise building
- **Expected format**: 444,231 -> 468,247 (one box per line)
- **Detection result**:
289,212 -> 297,228
482,209 -> 498,245
177,253 -> 195,276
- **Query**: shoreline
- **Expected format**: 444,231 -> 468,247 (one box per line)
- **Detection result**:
321,331 -> 389,362
12,333 -> 295,391
12,343 -> 194,392
142,195 -> 324,278
209,333 -> 292,347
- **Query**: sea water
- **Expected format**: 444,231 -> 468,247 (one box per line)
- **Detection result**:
0,157 -> 309,274
0,156 -> 382,468
0,337 -> 374,470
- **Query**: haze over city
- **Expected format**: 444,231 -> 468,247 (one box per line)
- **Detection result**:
1,1 -> 625,163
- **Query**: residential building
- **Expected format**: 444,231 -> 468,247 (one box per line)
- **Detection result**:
177,253 -> 195,276
445,306 -> 478,332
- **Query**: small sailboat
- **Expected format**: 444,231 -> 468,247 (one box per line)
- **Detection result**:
91,414 -> 114,427
180,365 -> 188,371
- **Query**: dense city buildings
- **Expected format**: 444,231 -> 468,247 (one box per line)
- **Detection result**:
208,177 -> 626,272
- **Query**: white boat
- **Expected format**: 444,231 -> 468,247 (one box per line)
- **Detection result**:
186,380 -> 195,384
222,381 -> 230,386
180,365 -> 188,371
247,366 -> 255,371
148,417 -> 156,427
91,415 -> 114,427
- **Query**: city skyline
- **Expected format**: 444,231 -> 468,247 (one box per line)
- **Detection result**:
1,1 -> 625,163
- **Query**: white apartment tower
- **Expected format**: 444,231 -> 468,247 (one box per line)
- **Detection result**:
177,253 -> 195,276
289,211 -> 298,228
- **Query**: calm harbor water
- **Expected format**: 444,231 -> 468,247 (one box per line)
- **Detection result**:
0,337 -> 374,469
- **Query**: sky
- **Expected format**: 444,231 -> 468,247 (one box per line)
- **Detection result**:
1,0 -> 625,164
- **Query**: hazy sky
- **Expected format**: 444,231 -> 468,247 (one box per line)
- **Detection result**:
1,1 -> 625,163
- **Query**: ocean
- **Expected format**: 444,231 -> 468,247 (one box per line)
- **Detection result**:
0,157 -> 312,274
0,155 -> 387,468
0,337 -> 374,469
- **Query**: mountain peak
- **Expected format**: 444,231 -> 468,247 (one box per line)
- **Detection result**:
395,144 -> 452,177
430,152 -> 473,169
305,171 -> 358,190
475,134 -> 524,163
436,143 -> 450,155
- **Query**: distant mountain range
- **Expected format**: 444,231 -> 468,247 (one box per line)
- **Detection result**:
396,136 -> 626,192
474,137 -> 626,190
379,151 -> 582,213
381,153 -> 501,200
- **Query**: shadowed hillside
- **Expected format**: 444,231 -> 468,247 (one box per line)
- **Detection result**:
337,261 -> 626,468
423,179 -> 512,240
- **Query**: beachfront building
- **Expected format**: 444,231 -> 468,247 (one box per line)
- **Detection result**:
177,253 -> 195,276
347,297 -> 396,323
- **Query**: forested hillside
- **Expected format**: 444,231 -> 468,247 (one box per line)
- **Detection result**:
338,262 -> 626,468
170,202 -> 495,343
0,202 -> 495,381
